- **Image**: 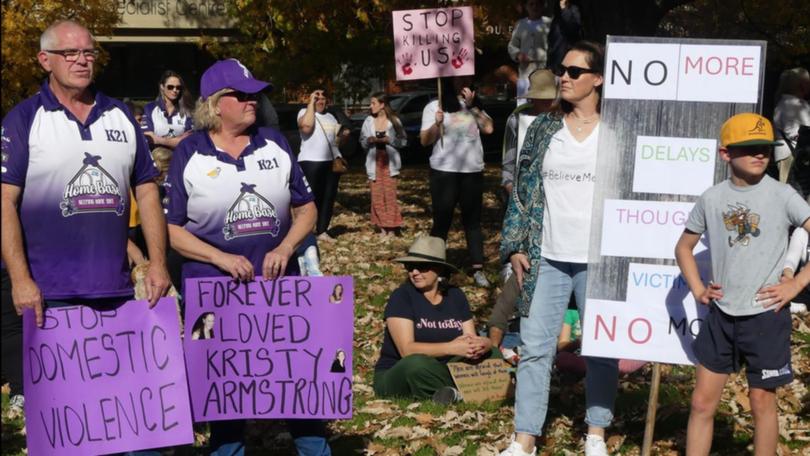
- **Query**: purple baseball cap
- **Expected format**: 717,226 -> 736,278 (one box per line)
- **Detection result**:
200,58 -> 272,100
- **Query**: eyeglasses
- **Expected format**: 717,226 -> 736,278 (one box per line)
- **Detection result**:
44,48 -> 99,62
165,84 -> 183,91
553,65 -> 597,80
403,263 -> 436,272
221,91 -> 258,102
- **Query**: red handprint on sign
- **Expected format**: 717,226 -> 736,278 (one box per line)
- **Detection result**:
397,53 -> 415,75
451,49 -> 470,69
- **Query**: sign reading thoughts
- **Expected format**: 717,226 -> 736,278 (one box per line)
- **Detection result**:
184,276 -> 354,421
23,299 -> 193,456
392,7 -> 475,81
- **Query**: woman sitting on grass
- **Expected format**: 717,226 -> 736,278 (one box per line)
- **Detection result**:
373,236 -> 494,404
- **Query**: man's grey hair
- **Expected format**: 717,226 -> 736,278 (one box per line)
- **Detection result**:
40,20 -> 93,51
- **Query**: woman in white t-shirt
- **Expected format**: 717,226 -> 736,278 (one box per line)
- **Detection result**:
420,77 -> 494,287
499,41 -> 619,456
297,89 -> 350,241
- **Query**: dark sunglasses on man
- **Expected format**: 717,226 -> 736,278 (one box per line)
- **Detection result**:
552,64 -> 597,80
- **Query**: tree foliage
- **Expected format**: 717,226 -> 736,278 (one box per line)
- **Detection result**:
1,0 -> 120,115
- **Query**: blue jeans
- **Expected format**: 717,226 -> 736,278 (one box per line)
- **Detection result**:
514,257 -> 619,436
210,419 -> 331,456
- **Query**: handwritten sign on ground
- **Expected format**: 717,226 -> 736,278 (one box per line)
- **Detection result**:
23,298 -> 193,456
447,359 -> 511,403
184,276 -> 354,421
392,7 -> 474,81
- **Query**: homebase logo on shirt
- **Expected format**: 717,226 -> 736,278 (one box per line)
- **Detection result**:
223,182 -> 281,240
60,153 -> 124,217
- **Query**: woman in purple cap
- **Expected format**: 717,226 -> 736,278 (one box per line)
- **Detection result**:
165,58 -> 331,456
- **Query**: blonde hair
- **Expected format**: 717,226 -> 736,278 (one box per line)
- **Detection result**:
193,88 -> 230,132
151,146 -> 172,181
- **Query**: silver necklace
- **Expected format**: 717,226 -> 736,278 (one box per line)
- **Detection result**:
570,113 -> 598,133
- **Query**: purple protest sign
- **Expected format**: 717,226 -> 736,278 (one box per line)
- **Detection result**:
392,7 -> 475,81
184,276 -> 354,421
22,298 -> 194,456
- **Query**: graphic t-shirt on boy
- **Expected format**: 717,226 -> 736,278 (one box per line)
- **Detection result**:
421,100 -> 485,173
375,283 -> 472,371
685,175 -> 810,316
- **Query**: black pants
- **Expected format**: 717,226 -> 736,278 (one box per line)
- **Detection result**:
300,161 -> 341,235
1,268 -> 23,395
429,169 -> 485,266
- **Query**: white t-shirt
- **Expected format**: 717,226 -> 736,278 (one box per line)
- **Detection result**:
297,109 -> 340,162
420,100 -> 485,173
541,121 -> 600,263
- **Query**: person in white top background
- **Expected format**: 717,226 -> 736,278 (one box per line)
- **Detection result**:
773,67 -> 810,182
297,89 -> 350,241
142,69 -> 194,150
420,76 -> 494,288
509,0 -> 552,103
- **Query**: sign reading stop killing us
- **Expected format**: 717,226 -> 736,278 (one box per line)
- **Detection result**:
392,7 -> 474,80
184,276 -> 354,421
23,298 -> 193,456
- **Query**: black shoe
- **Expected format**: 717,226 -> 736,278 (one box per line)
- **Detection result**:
432,386 -> 461,405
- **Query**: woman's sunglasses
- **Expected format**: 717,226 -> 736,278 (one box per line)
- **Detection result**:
221,91 -> 258,102
165,84 -> 183,91
403,262 -> 437,272
553,65 -> 597,80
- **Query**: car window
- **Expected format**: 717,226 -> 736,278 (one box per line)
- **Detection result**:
400,95 -> 430,114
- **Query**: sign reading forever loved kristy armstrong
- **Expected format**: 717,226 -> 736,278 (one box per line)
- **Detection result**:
184,275 -> 354,421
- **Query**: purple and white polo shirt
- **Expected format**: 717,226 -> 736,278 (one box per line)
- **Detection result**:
165,127 -> 313,282
1,82 -> 159,299
142,99 -> 193,138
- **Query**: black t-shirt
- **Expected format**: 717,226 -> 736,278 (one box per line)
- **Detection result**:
374,282 -> 472,371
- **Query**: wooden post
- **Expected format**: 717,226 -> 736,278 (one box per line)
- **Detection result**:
641,363 -> 662,456
437,77 -> 444,148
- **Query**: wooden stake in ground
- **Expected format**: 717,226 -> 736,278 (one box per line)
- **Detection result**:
641,362 -> 662,456
437,77 -> 444,148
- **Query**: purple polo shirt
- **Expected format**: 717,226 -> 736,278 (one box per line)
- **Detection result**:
1,82 -> 158,299
165,127 -> 313,284
142,98 -> 193,138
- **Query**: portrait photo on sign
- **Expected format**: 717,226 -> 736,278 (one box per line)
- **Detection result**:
330,349 -> 347,373
329,283 -> 344,304
191,312 -> 216,340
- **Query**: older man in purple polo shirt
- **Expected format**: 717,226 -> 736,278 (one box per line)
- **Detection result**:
1,20 -> 171,408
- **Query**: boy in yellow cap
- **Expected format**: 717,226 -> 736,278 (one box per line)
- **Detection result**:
675,112 -> 810,455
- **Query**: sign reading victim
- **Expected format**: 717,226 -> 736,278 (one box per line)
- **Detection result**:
184,276 -> 354,421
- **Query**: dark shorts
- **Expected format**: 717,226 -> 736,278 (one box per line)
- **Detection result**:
693,304 -> 793,389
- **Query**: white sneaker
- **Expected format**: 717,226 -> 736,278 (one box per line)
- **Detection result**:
8,394 -> 24,414
584,434 -> 609,456
473,270 -> 491,288
790,302 -> 807,313
499,440 -> 536,456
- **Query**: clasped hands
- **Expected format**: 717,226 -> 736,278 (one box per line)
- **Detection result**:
450,334 -> 492,359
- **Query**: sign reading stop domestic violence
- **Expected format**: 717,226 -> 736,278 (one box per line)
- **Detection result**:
184,276 -> 354,421
23,298 -> 193,456
392,7 -> 475,81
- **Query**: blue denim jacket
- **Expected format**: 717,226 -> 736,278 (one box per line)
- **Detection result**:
499,112 -> 564,317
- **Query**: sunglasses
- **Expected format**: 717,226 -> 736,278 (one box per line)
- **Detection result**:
553,65 -> 597,80
403,262 -> 437,272
44,48 -> 99,62
165,84 -> 183,91
221,91 -> 258,102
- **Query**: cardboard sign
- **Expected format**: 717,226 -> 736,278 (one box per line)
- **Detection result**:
183,276 -> 354,421
23,298 -> 194,456
447,359 -> 512,403
392,7 -> 475,81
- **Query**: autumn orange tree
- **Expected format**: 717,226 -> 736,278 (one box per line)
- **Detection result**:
1,0 -> 120,115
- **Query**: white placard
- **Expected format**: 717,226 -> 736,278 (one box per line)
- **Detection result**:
517,113 -> 537,156
604,42 -> 761,103
678,45 -> 761,103
600,199 -> 706,259
632,136 -> 717,196
581,263 -> 710,365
